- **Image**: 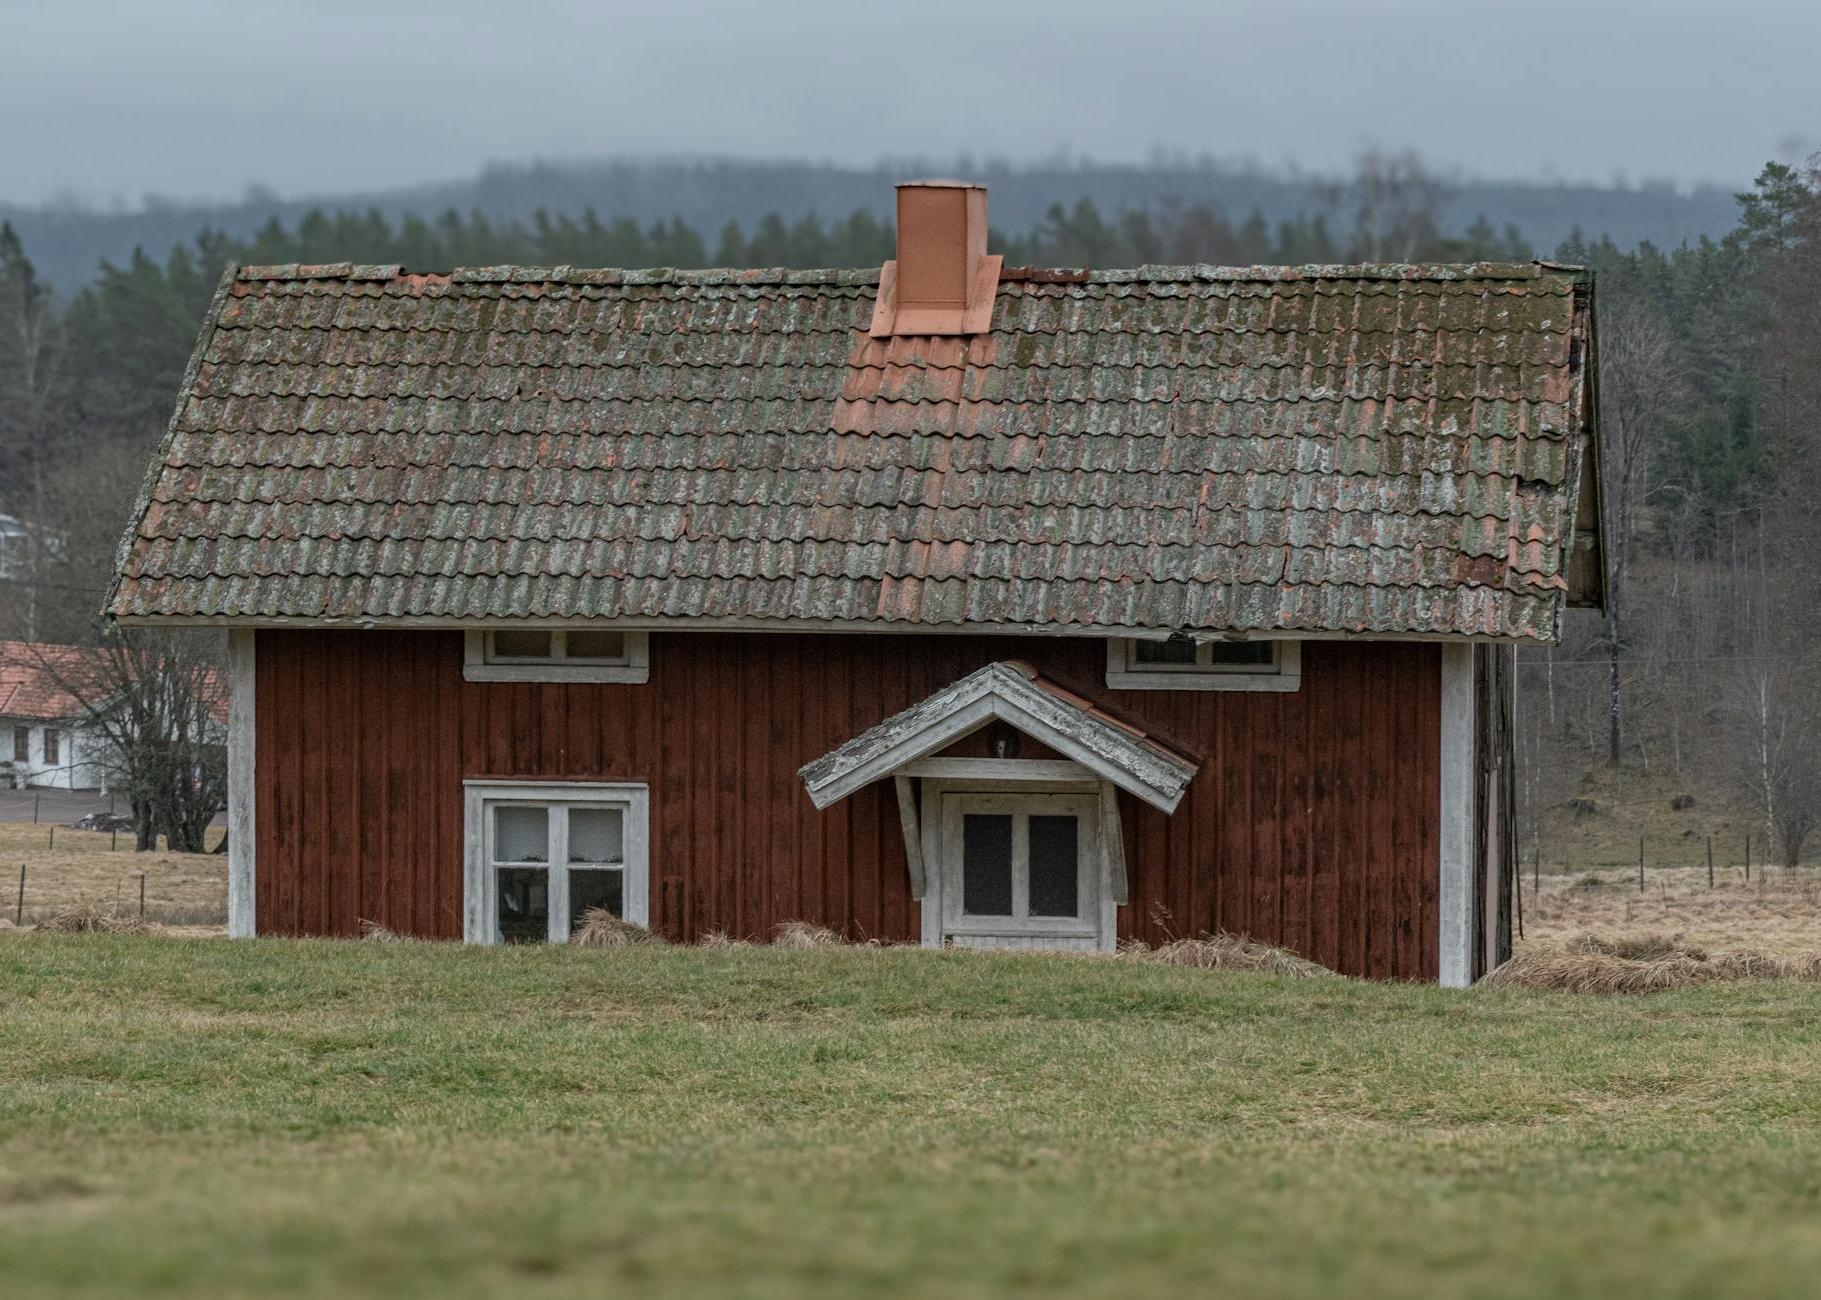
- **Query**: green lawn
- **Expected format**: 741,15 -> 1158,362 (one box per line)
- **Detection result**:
2,937 -> 1819,1299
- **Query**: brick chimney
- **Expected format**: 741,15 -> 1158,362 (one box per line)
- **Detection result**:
870,181 -> 1002,337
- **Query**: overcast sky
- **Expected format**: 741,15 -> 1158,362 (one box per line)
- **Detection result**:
3,0 -> 1815,208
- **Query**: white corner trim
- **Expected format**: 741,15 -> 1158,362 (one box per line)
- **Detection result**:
1439,643 -> 1476,988
461,630 -> 650,683
226,628 -> 257,939
1104,638 -> 1303,692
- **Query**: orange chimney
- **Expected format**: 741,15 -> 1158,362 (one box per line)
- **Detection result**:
870,181 -> 1001,337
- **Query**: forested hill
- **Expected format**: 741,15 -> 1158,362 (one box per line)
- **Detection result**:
4,155 -> 1742,292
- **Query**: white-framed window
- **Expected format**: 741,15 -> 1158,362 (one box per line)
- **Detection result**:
462,629 -> 650,684
1105,637 -> 1301,692
462,781 -> 650,944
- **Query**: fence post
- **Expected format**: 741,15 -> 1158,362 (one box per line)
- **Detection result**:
1638,834 -> 1645,893
15,864 -> 23,925
1745,835 -> 1752,882
47,825 -> 54,850
111,829 -> 117,851
33,793 -> 40,824
1533,848 -> 1541,893
139,874 -> 146,919
1707,836 -> 1714,888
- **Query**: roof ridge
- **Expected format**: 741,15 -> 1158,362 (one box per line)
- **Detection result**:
234,260 -> 1578,287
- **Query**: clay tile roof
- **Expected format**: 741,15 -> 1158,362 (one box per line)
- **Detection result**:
0,641 -> 96,720
107,260 -> 1602,642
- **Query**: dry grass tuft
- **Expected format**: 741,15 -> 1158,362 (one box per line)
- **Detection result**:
359,919 -> 406,943
1121,932 -> 1332,979
33,900 -> 160,935
570,908 -> 665,947
1485,932 -> 1821,994
698,929 -> 752,949
771,920 -> 846,948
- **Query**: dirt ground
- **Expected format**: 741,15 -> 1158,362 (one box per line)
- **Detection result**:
1520,864 -> 1821,956
0,821 -> 227,927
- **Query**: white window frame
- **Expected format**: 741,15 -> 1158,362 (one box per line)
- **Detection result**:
461,780 -> 650,944
462,629 -> 650,684
939,790 -> 1102,941
917,776 -> 1119,953
1105,637 -> 1301,692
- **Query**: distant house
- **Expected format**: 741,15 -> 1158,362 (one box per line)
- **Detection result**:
108,181 -> 1605,983
0,641 -> 109,791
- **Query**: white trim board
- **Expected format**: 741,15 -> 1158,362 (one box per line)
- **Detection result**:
226,628 -> 257,938
800,662 -> 1197,813
111,612 -> 1545,646
1438,643 -> 1475,988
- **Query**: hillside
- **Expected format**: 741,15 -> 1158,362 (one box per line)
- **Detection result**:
3,156 -> 1743,292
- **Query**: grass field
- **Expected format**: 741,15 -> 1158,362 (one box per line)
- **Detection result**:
3,936 -> 1821,1299
0,821 -> 226,926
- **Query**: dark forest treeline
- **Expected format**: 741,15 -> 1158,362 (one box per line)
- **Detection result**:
2,160 -> 1818,861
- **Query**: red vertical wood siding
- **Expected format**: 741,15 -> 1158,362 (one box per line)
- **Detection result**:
254,631 -> 1441,979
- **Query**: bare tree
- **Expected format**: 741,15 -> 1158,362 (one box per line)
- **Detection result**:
1595,298 -> 1683,764
1321,150 -> 1453,262
9,631 -> 226,853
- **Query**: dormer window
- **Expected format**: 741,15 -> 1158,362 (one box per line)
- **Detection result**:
463,629 -> 650,683
1105,638 -> 1301,692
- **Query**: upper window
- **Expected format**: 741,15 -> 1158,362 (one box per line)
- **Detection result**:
12,726 -> 27,764
462,629 -> 650,684
42,727 -> 60,765
1105,638 -> 1302,693
461,781 -> 650,944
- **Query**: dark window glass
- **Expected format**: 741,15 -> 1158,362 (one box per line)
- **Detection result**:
1134,639 -> 1197,665
1207,641 -> 1275,668
12,726 -> 27,762
962,813 -> 1013,916
42,728 -> 59,765
569,868 -> 624,933
496,867 -> 548,943
1028,815 -> 1080,917
491,629 -> 553,659
565,630 -> 626,661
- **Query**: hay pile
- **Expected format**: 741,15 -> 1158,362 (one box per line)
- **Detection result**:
1121,932 -> 1332,979
570,908 -> 665,947
770,920 -> 845,948
1486,932 -> 1821,993
33,902 -> 159,935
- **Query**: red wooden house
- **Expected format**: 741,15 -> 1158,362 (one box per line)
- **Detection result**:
108,182 -> 1604,983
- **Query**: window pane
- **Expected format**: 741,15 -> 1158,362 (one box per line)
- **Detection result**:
569,868 -> 624,932
494,805 -> 549,862
569,807 -> 624,864
1134,639 -> 1197,665
14,726 -> 28,762
962,813 -> 1013,916
1028,815 -> 1080,917
496,867 -> 549,943
564,630 -> 626,661
1207,641 -> 1275,668
491,629 -> 552,659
